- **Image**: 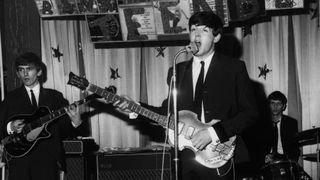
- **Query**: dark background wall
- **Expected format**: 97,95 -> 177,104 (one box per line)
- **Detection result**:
0,0 -> 41,93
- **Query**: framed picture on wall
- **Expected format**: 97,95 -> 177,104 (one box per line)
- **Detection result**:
264,0 -> 308,15
86,13 -> 123,42
118,4 -> 157,41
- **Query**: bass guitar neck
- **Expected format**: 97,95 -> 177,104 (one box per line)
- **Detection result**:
68,72 -> 237,169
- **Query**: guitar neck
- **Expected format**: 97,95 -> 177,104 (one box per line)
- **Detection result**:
34,98 -> 89,126
87,84 -> 174,129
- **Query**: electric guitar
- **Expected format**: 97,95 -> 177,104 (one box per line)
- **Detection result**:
2,94 -> 98,158
67,72 -> 236,169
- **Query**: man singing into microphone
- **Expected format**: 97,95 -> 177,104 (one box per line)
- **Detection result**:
112,11 -> 258,180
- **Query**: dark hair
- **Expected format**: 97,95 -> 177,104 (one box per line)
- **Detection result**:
267,91 -> 287,104
188,11 -> 223,36
15,52 -> 42,71
15,52 -> 47,83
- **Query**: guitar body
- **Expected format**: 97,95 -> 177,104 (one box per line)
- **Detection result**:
2,96 -> 94,158
3,107 -> 52,158
167,110 -> 236,169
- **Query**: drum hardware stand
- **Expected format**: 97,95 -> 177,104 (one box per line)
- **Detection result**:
289,161 -> 296,180
316,129 -> 319,180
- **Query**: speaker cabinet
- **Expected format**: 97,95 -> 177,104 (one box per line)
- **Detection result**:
65,154 -> 96,180
96,151 -> 172,180
63,139 -> 98,180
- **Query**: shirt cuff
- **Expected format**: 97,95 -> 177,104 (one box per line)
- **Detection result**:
207,127 -> 220,145
71,121 -> 82,128
7,122 -> 14,134
129,112 -> 138,119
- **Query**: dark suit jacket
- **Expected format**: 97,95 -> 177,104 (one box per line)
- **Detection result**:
143,52 -> 259,163
272,115 -> 300,161
0,86 -> 85,179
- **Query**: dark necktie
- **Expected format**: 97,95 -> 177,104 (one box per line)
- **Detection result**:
194,61 -> 205,121
30,89 -> 38,110
272,122 -> 279,154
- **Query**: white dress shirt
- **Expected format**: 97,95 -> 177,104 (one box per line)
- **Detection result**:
192,53 -> 220,145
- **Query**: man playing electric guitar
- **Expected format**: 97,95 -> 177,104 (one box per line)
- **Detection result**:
112,11 -> 258,180
0,52 -> 86,180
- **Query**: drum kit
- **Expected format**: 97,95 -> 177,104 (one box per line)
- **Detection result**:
259,127 -> 320,180
299,127 -> 320,180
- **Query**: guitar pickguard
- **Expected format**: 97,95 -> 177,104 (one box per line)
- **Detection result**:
167,110 -> 236,168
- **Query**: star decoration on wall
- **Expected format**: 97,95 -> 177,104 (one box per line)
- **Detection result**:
155,47 -> 166,57
51,45 -> 63,62
309,3 -> 319,20
110,67 -> 121,80
258,64 -> 272,80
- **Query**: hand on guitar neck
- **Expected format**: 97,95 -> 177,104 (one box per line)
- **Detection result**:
65,104 -> 82,127
111,95 -> 137,117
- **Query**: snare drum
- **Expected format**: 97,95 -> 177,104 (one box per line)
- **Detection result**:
260,160 -> 300,180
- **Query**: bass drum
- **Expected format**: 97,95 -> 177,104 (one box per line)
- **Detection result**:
260,160 -> 300,180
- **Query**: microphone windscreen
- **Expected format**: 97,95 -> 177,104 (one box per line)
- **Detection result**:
187,42 -> 199,54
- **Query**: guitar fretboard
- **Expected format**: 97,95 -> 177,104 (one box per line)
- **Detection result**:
87,84 -> 175,130
23,98 -> 89,134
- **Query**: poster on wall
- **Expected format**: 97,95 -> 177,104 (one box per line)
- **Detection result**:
86,13 -> 123,42
34,0 -> 234,43
189,0 -> 229,27
264,0 -> 304,10
264,0 -> 307,15
34,0 -> 121,17
153,0 -> 190,35
34,0 -> 60,17
118,4 -> 157,41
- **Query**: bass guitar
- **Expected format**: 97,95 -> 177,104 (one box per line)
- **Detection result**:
68,72 -> 236,169
2,94 -> 98,158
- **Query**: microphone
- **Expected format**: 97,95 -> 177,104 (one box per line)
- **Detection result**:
183,42 -> 199,54
177,42 -> 199,55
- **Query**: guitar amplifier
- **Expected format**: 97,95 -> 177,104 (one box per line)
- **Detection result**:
63,138 -> 98,154
63,138 -> 98,180
96,150 -> 172,180
65,154 -> 96,180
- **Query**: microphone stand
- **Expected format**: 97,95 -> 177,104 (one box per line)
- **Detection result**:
172,49 -> 187,180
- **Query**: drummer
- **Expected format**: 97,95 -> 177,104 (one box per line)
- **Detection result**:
265,91 -> 300,163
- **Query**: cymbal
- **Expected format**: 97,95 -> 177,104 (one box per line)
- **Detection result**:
298,127 -> 320,146
302,153 -> 319,162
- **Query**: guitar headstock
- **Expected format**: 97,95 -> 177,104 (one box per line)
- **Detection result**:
68,72 -> 89,90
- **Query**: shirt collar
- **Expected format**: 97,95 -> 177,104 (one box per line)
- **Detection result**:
25,83 -> 40,93
193,51 -> 215,65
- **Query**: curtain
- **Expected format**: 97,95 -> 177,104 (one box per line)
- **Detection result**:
241,14 -> 320,178
292,14 -> 320,178
41,14 -> 320,179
